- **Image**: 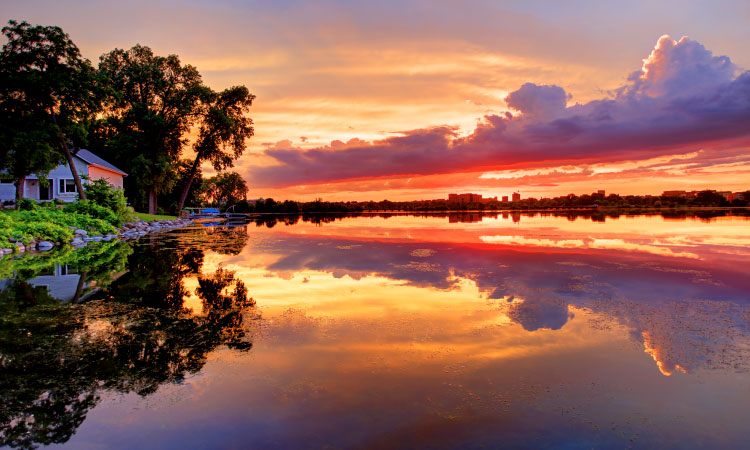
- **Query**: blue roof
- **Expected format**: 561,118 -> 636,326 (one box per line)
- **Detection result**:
74,149 -> 127,176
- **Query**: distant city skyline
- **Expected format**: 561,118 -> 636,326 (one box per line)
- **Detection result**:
3,1 -> 749,201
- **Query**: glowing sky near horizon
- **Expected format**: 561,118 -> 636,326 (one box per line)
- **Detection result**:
3,0 -> 749,200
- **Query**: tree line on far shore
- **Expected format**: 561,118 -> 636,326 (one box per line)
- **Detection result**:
240,189 -> 750,214
0,20 -> 253,214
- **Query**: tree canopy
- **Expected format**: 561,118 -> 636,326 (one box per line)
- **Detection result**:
176,85 -> 255,212
96,45 -> 210,214
1,20 -> 256,213
0,20 -> 100,202
201,172 -> 248,207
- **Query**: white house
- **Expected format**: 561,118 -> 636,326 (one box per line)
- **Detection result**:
0,149 -> 127,202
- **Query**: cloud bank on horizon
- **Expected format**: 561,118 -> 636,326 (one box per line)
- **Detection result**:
250,35 -> 750,188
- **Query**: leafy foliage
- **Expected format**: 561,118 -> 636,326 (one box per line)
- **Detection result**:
176,86 -> 255,211
0,20 -> 101,201
17,198 -> 37,211
95,45 -> 209,214
0,208 -> 116,246
201,171 -> 248,207
62,201 -> 119,228
81,178 -> 130,225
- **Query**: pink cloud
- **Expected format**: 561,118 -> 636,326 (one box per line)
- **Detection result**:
250,35 -> 750,188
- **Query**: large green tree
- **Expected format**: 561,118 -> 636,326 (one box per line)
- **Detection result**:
0,20 -> 100,202
202,171 -> 248,207
176,85 -> 254,212
97,45 -> 208,214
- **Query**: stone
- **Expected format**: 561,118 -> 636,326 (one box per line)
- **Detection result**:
14,242 -> 24,252
37,241 -> 54,251
75,229 -> 88,236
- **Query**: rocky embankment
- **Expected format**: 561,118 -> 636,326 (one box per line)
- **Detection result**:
5,218 -> 194,255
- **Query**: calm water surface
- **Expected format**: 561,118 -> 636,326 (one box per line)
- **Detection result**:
2,212 -> 750,449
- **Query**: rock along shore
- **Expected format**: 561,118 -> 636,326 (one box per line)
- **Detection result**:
3,217 -> 194,255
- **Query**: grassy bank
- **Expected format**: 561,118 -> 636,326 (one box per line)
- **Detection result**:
132,212 -> 177,222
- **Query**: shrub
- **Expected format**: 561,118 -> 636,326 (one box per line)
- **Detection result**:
82,178 -> 131,225
63,201 -> 120,228
18,198 -> 37,211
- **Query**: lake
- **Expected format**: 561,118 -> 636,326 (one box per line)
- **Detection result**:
2,211 -> 750,449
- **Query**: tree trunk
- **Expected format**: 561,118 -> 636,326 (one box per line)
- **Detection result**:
72,271 -> 88,303
148,189 -> 158,215
176,157 -> 201,213
15,176 -> 25,205
51,112 -> 86,201
61,144 -> 87,201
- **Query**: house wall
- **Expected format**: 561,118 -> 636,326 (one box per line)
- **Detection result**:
0,155 -> 124,203
88,166 -> 124,189
0,159 -> 89,203
43,160 -> 90,202
0,182 -> 14,202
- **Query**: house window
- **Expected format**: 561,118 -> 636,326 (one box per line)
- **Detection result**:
59,179 -> 77,193
60,265 -> 79,275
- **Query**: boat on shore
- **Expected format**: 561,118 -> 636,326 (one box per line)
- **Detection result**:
182,207 -> 248,223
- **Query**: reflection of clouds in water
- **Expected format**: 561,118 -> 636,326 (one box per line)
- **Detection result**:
256,232 -> 750,375
507,299 -> 570,332
590,298 -> 750,375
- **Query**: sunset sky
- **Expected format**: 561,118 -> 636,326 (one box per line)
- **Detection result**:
3,1 -> 750,201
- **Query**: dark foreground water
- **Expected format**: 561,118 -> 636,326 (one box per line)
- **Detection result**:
2,211 -> 750,449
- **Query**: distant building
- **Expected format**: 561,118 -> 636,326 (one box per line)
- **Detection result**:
597,190 -> 605,196
727,192 -> 745,201
447,193 -> 497,204
502,195 -> 509,202
662,190 -> 687,197
512,192 -> 521,202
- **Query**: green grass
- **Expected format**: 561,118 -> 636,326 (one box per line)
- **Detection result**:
132,212 -> 177,222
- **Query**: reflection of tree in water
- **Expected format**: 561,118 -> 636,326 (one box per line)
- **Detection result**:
0,240 -> 133,298
0,237 -> 258,449
197,267 -> 255,350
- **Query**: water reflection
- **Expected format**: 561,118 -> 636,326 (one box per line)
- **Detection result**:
0,236 -> 258,449
247,227 -> 750,375
247,209 -> 750,227
1,213 -> 750,449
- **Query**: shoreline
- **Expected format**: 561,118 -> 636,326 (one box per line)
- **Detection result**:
2,217 -> 194,256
